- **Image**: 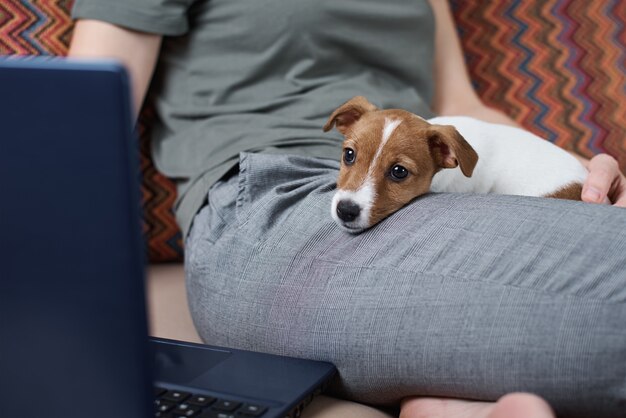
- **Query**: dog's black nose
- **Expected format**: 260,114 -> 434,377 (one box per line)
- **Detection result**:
336,200 -> 361,222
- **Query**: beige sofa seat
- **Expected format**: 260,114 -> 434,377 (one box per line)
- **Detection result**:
147,264 -> 393,418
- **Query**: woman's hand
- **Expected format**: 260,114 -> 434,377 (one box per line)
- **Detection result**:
581,154 -> 626,207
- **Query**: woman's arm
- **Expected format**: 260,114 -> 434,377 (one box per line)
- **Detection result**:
69,19 -> 162,116
428,0 -> 517,126
427,0 -> 626,207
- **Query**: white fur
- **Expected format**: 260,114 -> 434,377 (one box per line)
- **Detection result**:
427,116 -> 588,196
331,180 -> 376,231
369,118 -> 401,177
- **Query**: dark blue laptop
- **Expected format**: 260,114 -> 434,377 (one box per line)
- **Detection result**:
0,57 -> 335,418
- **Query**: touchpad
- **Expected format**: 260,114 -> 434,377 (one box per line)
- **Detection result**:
152,340 -> 231,384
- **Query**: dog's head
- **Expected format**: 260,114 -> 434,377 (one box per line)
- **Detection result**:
324,96 -> 478,233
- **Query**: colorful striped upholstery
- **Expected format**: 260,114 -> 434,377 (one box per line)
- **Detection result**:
450,0 -> 626,173
1,1 -> 625,262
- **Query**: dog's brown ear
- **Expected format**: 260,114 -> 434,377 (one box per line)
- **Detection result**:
427,124 -> 478,177
323,96 -> 378,135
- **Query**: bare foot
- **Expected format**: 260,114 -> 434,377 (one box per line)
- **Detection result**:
400,392 -> 554,418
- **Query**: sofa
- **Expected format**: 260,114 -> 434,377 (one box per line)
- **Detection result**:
2,1 -> 624,416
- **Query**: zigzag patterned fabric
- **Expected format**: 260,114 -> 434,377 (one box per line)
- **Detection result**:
0,0 -> 73,54
1,1 -> 625,261
450,0 -> 626,173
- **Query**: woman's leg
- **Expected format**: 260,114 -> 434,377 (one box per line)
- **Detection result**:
186,153 -> 626,418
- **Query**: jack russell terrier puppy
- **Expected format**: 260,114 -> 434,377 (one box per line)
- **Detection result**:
324,96 -> 587,233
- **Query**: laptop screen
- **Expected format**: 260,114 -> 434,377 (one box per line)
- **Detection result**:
0,57 -> 152,418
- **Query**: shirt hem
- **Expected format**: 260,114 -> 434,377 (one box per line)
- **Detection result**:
72,2 -> 188,36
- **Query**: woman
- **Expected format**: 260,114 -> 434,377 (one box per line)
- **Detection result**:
69,0 -> 626,417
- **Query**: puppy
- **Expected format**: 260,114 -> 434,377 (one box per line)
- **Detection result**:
324,96 -> 587,232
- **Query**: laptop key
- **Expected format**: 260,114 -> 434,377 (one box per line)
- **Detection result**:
172,403 -> 201,417
197,411 -> 236,418
240,404 -> 267,416
155,400 -> 176,412
212,400 -> 241,412
162,390 -> 192,403
187,395 -> 216,407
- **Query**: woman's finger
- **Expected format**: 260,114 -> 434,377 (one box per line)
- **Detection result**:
581,154 -> 619,204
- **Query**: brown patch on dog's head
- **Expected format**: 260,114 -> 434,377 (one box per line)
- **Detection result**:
325,96 -> 479,231
365,116 -> 440,224
323,96 -> 379,135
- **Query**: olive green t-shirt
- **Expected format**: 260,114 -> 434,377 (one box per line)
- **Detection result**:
72,0 -> 436,237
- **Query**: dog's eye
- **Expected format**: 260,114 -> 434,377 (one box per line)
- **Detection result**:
390,164 -> 408,180
343,148 -> 356,165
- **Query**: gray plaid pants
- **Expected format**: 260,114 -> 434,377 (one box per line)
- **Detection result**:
185,152 -> 626,417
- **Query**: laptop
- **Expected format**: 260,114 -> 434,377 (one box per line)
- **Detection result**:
0,57 -> 336,418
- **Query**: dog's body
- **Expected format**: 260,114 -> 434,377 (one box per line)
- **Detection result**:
324,96 -> 588,232
428,116 -> 587,198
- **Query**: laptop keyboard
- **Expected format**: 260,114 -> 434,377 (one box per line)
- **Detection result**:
154,387 -> 268,418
